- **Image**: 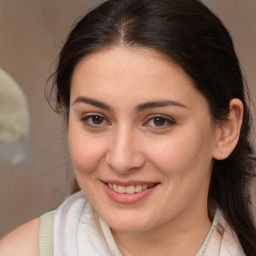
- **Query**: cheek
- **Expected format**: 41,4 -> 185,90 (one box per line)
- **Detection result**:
68,125 -> 106,176
147,129 -> 214,212
148,127 -> 214,177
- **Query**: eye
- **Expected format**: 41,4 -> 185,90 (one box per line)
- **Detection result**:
81,114 -> 109,127
90,115 -> 104,125
152,117 -> 167,126
144,115 -> 175,128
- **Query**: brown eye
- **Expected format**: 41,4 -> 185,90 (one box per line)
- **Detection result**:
91,115 -> 104,125
144,115 -> 175,129
81,114 -> 108,127
153,117 -> 167,126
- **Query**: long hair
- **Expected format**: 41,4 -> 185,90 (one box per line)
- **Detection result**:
48,0 -> 256,253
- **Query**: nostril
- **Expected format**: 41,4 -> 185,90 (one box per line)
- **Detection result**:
106,150 -> 146,173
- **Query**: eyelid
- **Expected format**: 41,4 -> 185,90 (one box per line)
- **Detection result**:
80,113 -> 110,127
80,112 -> 175,129
143,114 -> 175,128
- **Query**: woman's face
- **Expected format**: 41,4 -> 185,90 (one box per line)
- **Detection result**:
69,47 -> 218,233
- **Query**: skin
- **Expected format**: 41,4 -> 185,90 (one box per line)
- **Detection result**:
68,46 -> 242,255
0,46 -> 243,256
0,218 -> 40,255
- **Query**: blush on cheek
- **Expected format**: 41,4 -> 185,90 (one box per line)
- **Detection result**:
69,135 -> 105,176
71,149 -> 97,174
151,139 -> 190,166
155,134 -> 208,176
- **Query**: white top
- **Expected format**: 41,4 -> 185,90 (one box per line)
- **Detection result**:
52,191 -> 245,256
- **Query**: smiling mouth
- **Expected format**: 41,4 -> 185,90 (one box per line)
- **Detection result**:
106,183 -> 156,194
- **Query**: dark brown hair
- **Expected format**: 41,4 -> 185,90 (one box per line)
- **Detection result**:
48,0 -> 256,253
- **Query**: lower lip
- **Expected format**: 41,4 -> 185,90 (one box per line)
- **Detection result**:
103,183 -> 158,204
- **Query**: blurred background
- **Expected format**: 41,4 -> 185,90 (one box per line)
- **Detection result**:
0,0 -> 255,237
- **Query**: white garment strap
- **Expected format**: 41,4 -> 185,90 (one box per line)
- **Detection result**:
196,208 -> 220,256
39,211 -> 55,256
99,216 -> 122,256
54,191 -> 112,256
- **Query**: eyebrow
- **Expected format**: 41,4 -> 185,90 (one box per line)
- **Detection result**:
72,96 -> 112,110
72,96 -> 188,111
135,100 -> 188,112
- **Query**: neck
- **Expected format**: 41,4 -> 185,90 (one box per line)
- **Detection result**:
112,204 -> 211,256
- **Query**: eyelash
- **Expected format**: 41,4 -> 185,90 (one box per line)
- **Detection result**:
81,114 -> 109,128
143,114 -> 175,129
80,114 -> 175,129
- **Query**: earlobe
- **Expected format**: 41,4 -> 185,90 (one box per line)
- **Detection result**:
213,98 -> 243,160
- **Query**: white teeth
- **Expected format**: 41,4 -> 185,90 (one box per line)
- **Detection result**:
135,185 -> 142,193
142,184 -> 148,190
113,184 -> 118,192
126,185 -> 136,194
107,183 -> 155,194
117,186 -> 126,193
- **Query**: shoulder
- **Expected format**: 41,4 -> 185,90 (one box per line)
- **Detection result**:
0,218 -> 40,256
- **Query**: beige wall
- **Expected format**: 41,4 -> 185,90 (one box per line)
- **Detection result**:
0,0 -> 255,237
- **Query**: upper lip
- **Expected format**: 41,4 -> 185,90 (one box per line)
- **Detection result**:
101,179 -> 160,186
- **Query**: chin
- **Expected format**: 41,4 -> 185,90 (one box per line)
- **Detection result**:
105,213 -> 154,233
110,223 -> 148,233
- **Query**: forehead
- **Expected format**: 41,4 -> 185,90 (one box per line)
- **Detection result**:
70,46 -> 207,110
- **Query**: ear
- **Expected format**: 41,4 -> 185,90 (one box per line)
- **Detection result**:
213,98 -> 243,160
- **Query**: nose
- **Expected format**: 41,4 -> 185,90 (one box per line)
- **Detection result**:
106,125 -> 146,174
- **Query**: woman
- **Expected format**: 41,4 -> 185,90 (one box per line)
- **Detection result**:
0,0 -> 255,255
